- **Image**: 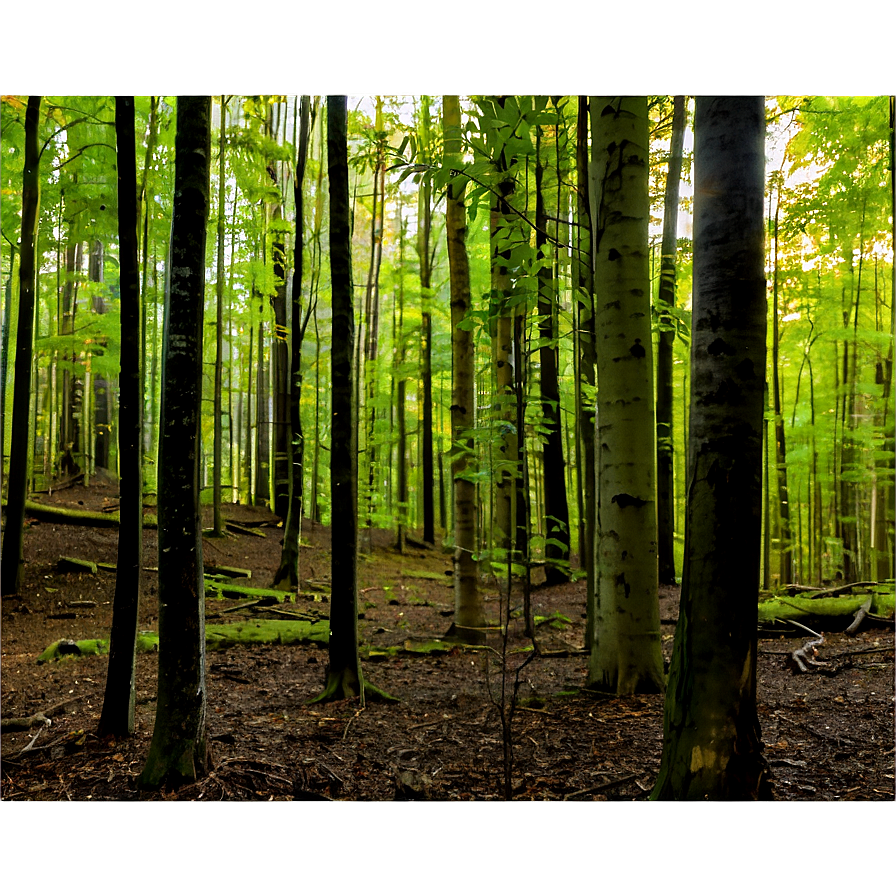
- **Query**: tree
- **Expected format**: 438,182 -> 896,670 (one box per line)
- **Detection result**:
652,96 -> 772,800
655,94 -> 686,585
443,94 -> 484,642
587,97 -> 664,695
139,96 -> 213,788
1,95 -> 41,596
272,95 -> 313,590
98,96 -> 143,736
535,116 -> 571,585
316,95 -> 364,700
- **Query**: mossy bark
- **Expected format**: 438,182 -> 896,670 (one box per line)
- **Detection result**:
444,95 -> 484,645
587,97 -> 664,695
139,97 -> 212,790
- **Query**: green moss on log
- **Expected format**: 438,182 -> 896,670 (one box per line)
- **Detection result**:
757,591 -> 895,624
37,621 -> 330,663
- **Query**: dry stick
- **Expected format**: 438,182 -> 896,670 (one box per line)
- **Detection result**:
845,596 -> 873,635
563,773 -> 639,800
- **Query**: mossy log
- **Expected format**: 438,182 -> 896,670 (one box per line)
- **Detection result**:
757,590 -> 895,627
57,557 -> 98,574
204,580 -> 288,602
6,500 -> 158,529
402,569 -> 452,583
204,565 -> 252,581
36,620 -> 331,663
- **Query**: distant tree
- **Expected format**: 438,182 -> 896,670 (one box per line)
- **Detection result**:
98,96 -> 143,736
652,96 -> 772,800
1,95 -> 41,596
139,96 -> 213,788
587,96 -> 664,695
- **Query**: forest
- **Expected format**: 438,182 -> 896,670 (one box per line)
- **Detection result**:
0,94 -> 893,804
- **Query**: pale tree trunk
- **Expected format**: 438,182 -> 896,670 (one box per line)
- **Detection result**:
1,96 -> 41,595
99,97 -> 143,736
656,95 -> 686,585
652,96 -> 771,800
587,97 -> 664,695
89,240 -> 111,472
139,96 -> 212,788
444,95 -> 483,642
395,205 -> 409,552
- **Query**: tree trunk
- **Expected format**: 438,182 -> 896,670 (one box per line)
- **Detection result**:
587,97 -> 664,695
99,97 -> 143,737
574,96 -> 597,648
272,96 -> 312,590
444,95 -> 484,642
89,240 -> 111,471
418,97 -> 436,545
535,122 -> 571,585
212,96 -> 228,536
317,95 -> 363,700
656,95 -> 686,585
395,208 -> 409,552
1,96 -> 41,595
139,96 -> 212,789
652,96 -> 771,800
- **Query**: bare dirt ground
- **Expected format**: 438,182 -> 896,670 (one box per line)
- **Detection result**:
2,479 -> 894,801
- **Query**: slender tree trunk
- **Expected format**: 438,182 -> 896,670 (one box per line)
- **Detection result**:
139,96 -> 213,788
88,240 -> 111,472
212,96 -> 228,536
587,97 -> 664,695
444,95 -> 484,642
418,97 -> 436,544
652,96 -> 771,800
656,95 -> 686,585
99,97 -> 144,736
771,200 -> 793,584
574,96 -> 598,648
535,123 -> 570,585
273,96 -> 312,590
317,95 -> 364,700
1,96 -> 41,595
395,209 -> 409,552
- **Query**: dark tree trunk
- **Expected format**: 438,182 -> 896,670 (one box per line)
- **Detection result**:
99,97 -> 143,737
652,96 -> 772,800
535,124 -> 570,585
139,96 -> 212,789
273,96 -> 312,590
317,95 -> 363,700
656,95 -> 686,585
1,96 -> 41,595
89,240 -> 111,471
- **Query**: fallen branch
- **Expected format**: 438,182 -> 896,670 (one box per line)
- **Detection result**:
563,773 -> 638,800
0,694 -> 85,732
845,597 -> 873,635
33,473 -> 84,494
788,634 -> 827,673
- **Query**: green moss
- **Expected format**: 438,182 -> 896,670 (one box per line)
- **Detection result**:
757,591 -> 895,623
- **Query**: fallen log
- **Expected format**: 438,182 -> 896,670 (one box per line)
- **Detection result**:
3,499 -> 159,529
757,591 -> 894,628
0,695 -> 85,732
225,520 -> 266,538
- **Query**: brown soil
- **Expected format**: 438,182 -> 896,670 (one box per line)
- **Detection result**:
2,479 -> 894,801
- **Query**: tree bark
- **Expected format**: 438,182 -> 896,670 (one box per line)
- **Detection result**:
1,96 -> 41,595
139,96 -> 212,788
587,97 -> 664,695
98,97 -> 143,737
444,95 -> 484,642
656,95 -> 686,585
535,122 -> 571,585
317,95 -> 363,700
212,96 -> 228,536
652,96 -> 772,800
272,96 -> 312,590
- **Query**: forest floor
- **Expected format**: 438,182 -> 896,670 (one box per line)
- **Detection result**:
1,478 -> 894,801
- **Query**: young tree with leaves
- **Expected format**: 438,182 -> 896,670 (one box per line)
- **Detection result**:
1,95 -> 41,596
587,97 -> 664,695
652,96 -> 771,800
139,96 -> 213,788
98,96 -> 143,736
